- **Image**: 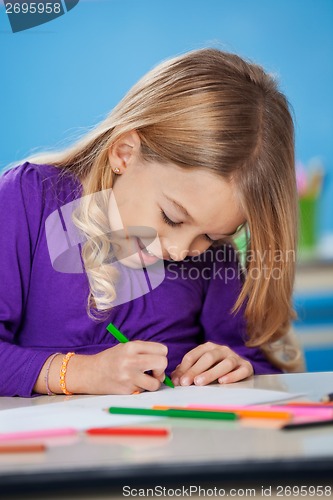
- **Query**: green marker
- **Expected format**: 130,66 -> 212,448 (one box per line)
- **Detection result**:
107,406 -> 238,421
106,322 -> 174,388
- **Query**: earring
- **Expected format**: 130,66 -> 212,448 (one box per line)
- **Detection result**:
113,167 -> 120,174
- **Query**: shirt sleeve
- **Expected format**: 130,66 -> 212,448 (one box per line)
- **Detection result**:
199,245 -> 282,375
0,163 -> 57,396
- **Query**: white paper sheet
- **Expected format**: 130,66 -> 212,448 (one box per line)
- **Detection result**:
65,385 -> 303,409
0,386 -> 303,433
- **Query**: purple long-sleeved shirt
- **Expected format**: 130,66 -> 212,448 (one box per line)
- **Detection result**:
0,162 -> 280,397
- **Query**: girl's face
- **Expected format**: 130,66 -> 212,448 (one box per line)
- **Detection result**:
108,134 -> 245,269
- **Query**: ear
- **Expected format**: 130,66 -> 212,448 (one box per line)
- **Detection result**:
108,130 -> 141,173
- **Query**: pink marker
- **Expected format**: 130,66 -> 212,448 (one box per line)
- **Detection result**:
0,428 -> 77,441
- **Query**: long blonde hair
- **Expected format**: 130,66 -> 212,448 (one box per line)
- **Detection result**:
28,48 -> 301,371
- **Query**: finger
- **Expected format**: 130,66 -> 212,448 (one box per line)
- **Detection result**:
171,365 -> 182,386
177,342 -> 223,376
151,369 -> 167,383
218,363 -> 253,384
179,349 -> 225,386
137,354 -> 168,375
135,372 -> 162,392
128,341 -> 168,356
192,355 -> 240,386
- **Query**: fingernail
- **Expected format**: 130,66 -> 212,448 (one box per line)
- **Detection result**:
173,377 -> 179,386
180,377 -> 190,386
218,377 -> 227,384
194,376 -> 204,385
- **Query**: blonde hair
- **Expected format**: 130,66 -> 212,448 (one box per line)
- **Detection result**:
28,48 -> 302,371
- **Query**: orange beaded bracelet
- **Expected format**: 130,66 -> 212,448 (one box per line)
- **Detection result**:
59,352 -> 75,395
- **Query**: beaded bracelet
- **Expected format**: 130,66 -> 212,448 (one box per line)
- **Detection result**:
44,352 -> 61,396
59,352 -> 75,395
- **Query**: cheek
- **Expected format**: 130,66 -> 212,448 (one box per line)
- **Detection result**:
188,238 -> 211,257
114,203 -> 163,236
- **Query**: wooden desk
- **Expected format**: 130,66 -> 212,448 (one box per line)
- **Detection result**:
0,372 -> 332,498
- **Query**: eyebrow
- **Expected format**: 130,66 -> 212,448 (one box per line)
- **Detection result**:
163,195 -> 239,237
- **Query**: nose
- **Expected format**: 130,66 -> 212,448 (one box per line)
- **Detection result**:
164,235 -> 191,261
167,246 -> 188,262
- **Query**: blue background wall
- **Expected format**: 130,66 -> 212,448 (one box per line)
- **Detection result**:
1,0 -> 333,237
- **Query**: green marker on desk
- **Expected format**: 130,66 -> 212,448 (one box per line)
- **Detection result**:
106,322 -> 174,388
107,407 -> 238,421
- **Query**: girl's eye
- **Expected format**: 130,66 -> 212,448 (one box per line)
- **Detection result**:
160,210 -> 182,228
161,210 -> 216,244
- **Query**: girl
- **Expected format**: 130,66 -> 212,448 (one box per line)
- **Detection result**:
0,48 -> 303,398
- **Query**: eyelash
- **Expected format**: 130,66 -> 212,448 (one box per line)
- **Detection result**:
160,210 -> 213,243
160,210 -> 180,228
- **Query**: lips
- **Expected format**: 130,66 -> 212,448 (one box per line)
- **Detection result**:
135,237 -> 173,262
136,237 -> 160,265
137,237 -> 155,256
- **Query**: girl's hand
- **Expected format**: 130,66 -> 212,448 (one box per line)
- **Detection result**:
171,342 -> 253,386
67,341 -> 168,395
